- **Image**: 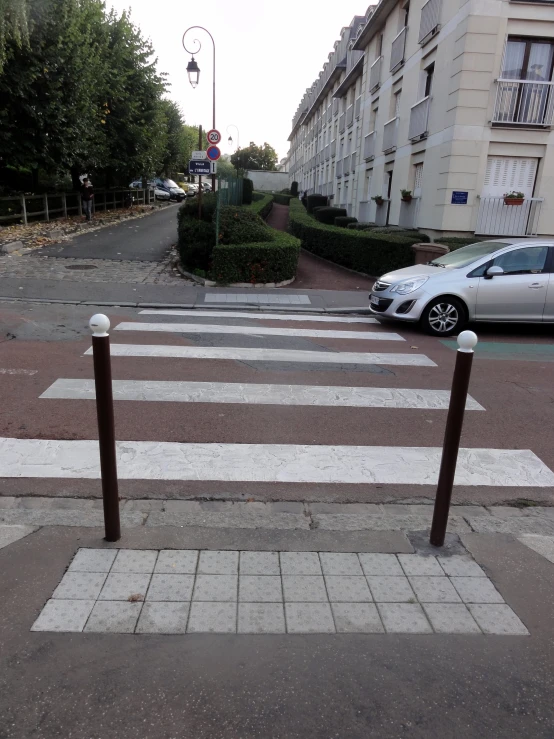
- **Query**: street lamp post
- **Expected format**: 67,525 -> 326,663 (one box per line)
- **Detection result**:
183,26 -> 216,194
227,124 -> 240,152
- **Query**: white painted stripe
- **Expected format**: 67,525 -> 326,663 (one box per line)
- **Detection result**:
139,309 -> 380,324
204,293 -> 311,304
115,322 -> 404,342
41,379 -> 484,410
0,368 -> 38,376
0,438 -> 550,486
85,344 -> 437,367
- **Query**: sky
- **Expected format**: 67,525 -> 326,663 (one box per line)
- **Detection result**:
107,0 -> 374,162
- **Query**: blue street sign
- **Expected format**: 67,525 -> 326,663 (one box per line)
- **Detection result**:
189,160 -> 211,175
206,145 -> 221,161
451,191 -> 468,205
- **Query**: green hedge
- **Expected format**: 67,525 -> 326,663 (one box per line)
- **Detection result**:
242,177 -> 254,205
315,206 -> 347,224
211,230 -> 300,284
273,193 -> 292,206
178,193 -> 217,223
289,199 -> 415,276
438,236 -> 487,251
347,222 -> 376,230
218,206 -> 272,245
335,216 -> 358,228
177,218 -> 215,272
306,194 -> 327,213
247,192 -> 273,219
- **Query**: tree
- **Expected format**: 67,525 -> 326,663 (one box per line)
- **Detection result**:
158,100 -> 186,177
231,142 -> 278,172
0,0 -> 29,71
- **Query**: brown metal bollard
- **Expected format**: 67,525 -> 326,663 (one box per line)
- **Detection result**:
89,314 -> 121,542
430,330 -> 478,547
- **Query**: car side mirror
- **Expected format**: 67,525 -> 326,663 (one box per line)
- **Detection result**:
485,266 -> 504,279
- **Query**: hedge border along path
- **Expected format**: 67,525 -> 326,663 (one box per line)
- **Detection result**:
288,199 -> 416,278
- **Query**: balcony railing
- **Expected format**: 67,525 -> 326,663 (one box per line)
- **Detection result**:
343,155 -> 351,175
419,0 -> 441,44
476,197 -> 543,236
346,104 -> 354,127
339,113 -> 346,133
383,117 -> 398,152
333,99 -> 339,116
390,27 -> 407,72
355,96 -> 362,120
409,96 -> 431,140
325,144 -> 330,161
351,152 -> 357,171
492,79 -> 554,127
369,56 -> 382,92
336,159 -> 343,178
364,131 -> 375,160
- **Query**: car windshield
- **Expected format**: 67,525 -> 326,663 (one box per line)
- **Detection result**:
430,241 -> 509,269
163,179 -> 178,188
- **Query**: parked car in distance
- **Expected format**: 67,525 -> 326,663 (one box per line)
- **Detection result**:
154,178 -> 186,202
153,187 -> 170,201
186,183 -> 199,197
129,179 -> 155,189
369,238 -> 554,336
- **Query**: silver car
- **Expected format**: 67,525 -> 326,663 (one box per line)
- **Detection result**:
369,238 -> 554,336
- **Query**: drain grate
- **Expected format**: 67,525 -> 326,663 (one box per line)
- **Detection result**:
64,264 -> 98,270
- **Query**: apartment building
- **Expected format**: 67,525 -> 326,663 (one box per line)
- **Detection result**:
288,0 -> 554,238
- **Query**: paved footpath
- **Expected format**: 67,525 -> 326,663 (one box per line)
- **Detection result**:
267,202 -> 375,291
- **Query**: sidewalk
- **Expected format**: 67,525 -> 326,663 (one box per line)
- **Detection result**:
1,513 -> 554,737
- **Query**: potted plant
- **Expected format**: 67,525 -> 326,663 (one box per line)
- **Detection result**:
401,189 -> 412,203
503,191 -> 525,206
372,195 -> 385,206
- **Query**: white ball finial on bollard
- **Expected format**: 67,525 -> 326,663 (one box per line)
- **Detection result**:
457,330 -> 478,353
89,314 -> 110,337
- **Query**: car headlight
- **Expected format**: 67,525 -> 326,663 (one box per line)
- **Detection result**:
389,277 -> 428,295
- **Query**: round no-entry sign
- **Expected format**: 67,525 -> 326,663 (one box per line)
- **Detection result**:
207,129 -> 221,145
206,145 -> 221,161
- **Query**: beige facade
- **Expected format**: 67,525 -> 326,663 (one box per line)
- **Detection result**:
288,0 -> 554,238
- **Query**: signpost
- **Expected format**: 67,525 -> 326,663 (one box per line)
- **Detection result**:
192,151 -> 208,160
451,191 -> 468,205
206,145 -> 221,162
207,129 -> 221,145
189,160 -> 211,176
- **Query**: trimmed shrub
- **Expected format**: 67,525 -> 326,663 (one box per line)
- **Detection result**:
291,181 -> 299,197
177,218 -> 215,272
211,230 -> 300,284
273,193 -> 292,206
247,193 -> 273,219
306,194 -> 327,213
273,192 -> 291,205
242,177 -> 254,205
218,206 -> 272,245
335,216 -> 358,228
439,236 -> 488,251
347,222 -> 376,230
289,199 -> 415,276
367,226 -> 430,242
251,192 -> 266,202
178,193 -> 217,223
314,206 -> 347,225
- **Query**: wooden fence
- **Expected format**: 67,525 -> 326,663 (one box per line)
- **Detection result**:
0,188 -> 153,226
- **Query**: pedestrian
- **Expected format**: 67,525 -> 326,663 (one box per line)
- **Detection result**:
81,177 -> 94,221
301,190 -> 308,209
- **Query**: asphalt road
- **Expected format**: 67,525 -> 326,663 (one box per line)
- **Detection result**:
32,204 -> 180,262
1,526 -> 554,738
0,301 -> 553,505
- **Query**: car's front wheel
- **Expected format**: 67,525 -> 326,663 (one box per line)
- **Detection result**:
420,297 -> 466,337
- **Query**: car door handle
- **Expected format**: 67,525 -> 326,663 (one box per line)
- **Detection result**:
528,283 -> 544,289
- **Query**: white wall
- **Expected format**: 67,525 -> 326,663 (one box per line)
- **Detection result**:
245,170 -> 290,191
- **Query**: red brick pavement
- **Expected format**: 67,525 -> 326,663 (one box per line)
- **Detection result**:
266,202 -> 374,291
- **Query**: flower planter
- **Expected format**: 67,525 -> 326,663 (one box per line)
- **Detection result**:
504,197 -> 524,206
373,198 -> 384,207
401,196 -> 412,203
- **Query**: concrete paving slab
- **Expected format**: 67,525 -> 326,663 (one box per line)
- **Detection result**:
31,598 -> 95,632
282,575 -> 327,602
192,575 -> 238,601
358,553 -> 404,576
319,552 -> 363,575
239,576 -> 283,602
423,604 -> 481,634
198,550 -> 239,574
239,550 -> 280,575
84,601 -> 142,633
146,574 -> 194,602
408,576 -> 462,603
366,576 -> 416,603
187,602 -> 236,633
285,603 -> 335,633
238,603 -> 286,634
378,603 -> 433,634
154,549 -> 198,573
331,603 -> 385,633
450,576 -> 505,604
136,602 -> 189,634
324,576 -> 372,602
468,604 -> 529,635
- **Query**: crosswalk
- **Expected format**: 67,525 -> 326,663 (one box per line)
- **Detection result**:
4,308 -> 554,489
